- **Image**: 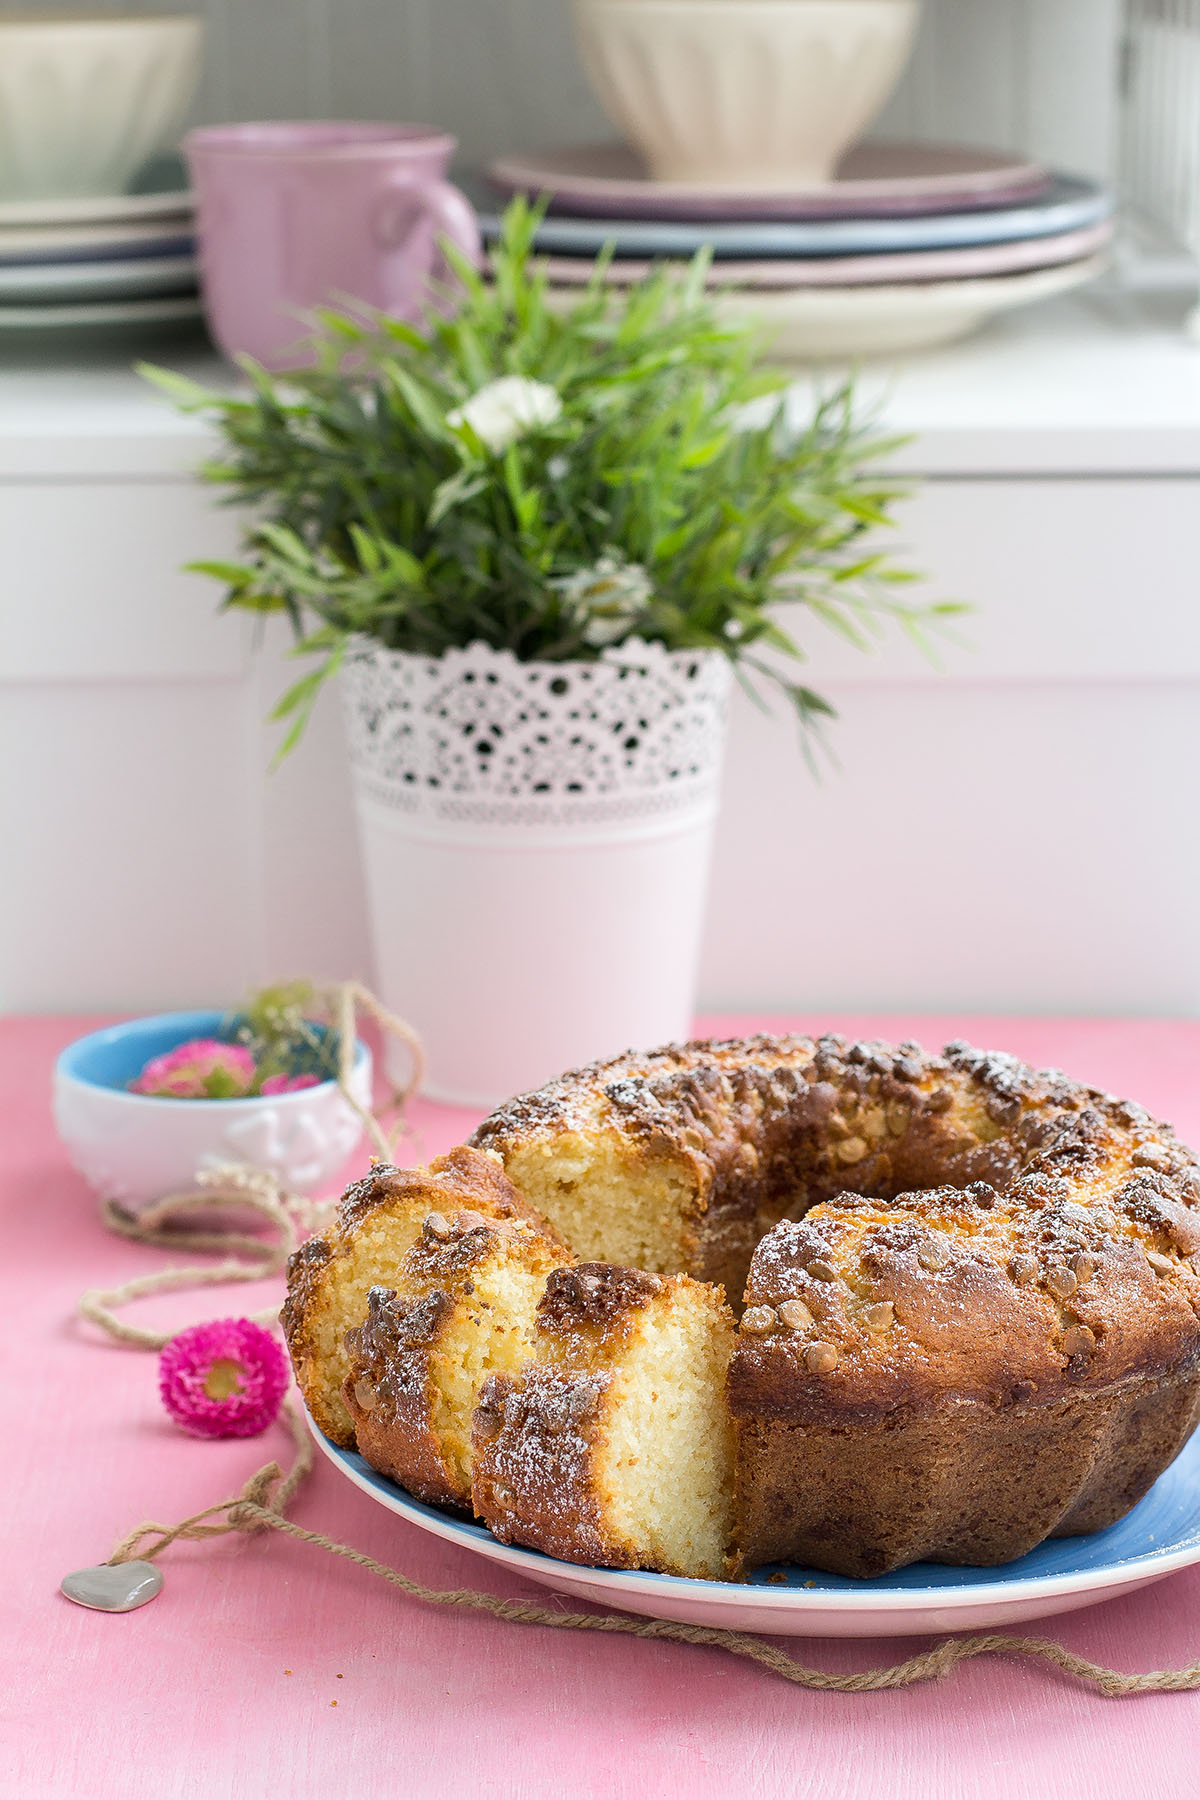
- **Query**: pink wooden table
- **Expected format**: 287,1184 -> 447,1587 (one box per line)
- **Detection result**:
6,1012 -> 1200,1800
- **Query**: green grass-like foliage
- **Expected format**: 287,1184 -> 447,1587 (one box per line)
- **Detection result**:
144,199 -> 962,754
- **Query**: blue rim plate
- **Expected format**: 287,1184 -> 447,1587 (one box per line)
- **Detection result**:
467,174 -> 1111,262
312,1418 -> 1200,1638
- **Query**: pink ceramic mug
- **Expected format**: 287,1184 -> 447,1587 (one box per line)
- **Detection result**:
184,121 -> 481,368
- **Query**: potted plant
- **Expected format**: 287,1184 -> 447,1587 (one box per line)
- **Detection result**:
147,203 -> 953,1104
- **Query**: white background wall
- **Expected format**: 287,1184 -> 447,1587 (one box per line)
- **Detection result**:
8,0 -> 1198,1023
1,0 -> 1122,179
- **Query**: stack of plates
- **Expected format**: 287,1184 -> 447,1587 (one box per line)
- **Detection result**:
0,161 -> 202,337
482,142 -> 1114,359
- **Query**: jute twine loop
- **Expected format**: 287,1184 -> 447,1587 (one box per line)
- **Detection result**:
103,1400 -> 1200,1699
76,984 -> 1200,1698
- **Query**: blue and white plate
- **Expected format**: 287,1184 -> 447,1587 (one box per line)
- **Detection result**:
469,175 -> 1110,263
312,1419 -> 1200,1639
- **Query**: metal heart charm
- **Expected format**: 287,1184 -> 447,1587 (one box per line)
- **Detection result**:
60,1560 -> 163,1613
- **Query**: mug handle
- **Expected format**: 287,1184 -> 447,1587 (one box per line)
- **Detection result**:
371,173 -> 482,320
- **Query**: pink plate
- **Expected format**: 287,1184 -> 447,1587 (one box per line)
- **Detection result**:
531,220 -> 1114,289
486,141 -> 1052,222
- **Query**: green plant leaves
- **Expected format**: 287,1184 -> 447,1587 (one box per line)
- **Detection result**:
144,198 -> 960,755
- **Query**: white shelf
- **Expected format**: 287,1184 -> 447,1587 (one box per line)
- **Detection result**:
4,285 -> 1200,480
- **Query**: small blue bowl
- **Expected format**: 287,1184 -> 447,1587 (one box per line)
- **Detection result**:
53,1010 -> 373,1206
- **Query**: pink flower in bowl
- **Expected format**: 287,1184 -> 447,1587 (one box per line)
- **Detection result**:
130,1038 -> 256,1099
259,1071 -> 322,1095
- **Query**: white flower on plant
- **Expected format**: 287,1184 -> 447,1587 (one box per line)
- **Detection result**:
447,375 -> 562,454
553,553 -> 655,648
546,454 -> 569,482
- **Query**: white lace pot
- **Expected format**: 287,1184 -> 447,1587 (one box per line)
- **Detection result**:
341,638 -> 731,1105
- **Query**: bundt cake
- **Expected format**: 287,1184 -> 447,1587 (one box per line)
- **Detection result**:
281,1145 -> 563,1445
472,1264 -> 735,1579
341,1209 -> 573,1510
286,1033 -> 1200,1581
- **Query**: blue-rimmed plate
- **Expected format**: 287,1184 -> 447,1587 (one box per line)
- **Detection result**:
312,1420 -> 1200,1638
469,174 -> 1111,262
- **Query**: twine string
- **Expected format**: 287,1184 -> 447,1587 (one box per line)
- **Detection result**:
78,982 -> 1200,1698
103,1400 -> 1200,1700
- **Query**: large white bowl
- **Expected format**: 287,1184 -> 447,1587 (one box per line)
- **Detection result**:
53,1011 -> 373,1208
0,13 -> 203,201
573,0 -> 919,188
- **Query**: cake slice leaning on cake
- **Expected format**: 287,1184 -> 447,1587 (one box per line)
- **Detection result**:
341,1207 -> 573,1509
281,1146 -> 566,1446
471,1263 -> 736,1580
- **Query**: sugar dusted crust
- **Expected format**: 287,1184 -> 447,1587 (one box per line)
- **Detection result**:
281,1145 -> 562,1445
472,1032 -> 1200,1575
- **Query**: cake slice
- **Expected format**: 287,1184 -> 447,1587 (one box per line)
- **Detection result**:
281,1146 -> 563,1445
471,1263 -> 736,1578
342,1209 -> 573,1508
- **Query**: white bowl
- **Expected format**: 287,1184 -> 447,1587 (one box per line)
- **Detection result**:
572,0 -> 919,189
53,1011 -> 373,1208
0,13 -> 204,201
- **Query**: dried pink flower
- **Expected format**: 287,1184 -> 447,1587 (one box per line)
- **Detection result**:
158,1318 -> 289,1438
131,1038 -> 257,1099
259,1071 -> 322,1095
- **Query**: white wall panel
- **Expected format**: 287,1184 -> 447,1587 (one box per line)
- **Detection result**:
0,484 -> 244,682
700,674 -> 1200,1016
0,677 -> 263,1012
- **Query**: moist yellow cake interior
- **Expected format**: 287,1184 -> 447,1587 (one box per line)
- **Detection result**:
305,1206 -> 429,1441
501,1134 -> 696,1273
592,1288 -> 735,1580
421,1253 -> 560,1492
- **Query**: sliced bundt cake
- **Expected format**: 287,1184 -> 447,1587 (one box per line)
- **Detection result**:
471,1264 -> 736,1579
342,1209 -> 573,1509
282,1146 -> 563,1445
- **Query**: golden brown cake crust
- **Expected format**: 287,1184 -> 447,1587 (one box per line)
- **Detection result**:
472,1263 -> 689,1568
342,1284 -> 463,1509
281,1145 -> 562,1445
473,1031 -> 1200,1574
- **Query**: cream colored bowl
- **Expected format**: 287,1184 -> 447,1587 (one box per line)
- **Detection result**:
0,12 -> 203,201
573,0 -> 919,189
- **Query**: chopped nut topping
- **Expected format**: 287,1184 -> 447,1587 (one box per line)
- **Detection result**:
1009,1254 -> 1039,1286
1070,1252 -> 1097,1285
1182,1169 -> 1200,1203
352,1375 -> 377,1413
1045,1265 -> 1078,1300
886,1103 -> 912,1136
1146,1249 -> 1176,1276
926,1089 -> 953,1114
741,1305 -> 777,1335
1062,1325 -> 1096,1358
777,1298 -> 814,1332
918,1239 -> 950,1273
423,1211 -> 453,1241
805,1342 -> 840,1374
453,1209 -> 491,1233
836,1136 -> 869,1164
861,1108 -> 888,1142
1012,1379 -> 1036,1403
1091,1207 -> 1117,1230
893,1057 -> 922,1083
1132,1145 -> 1172,1172
863,1301 -> 895,1333
807,1259 -> 837,1282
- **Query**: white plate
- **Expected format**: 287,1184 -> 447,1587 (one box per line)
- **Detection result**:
541,257 -> 1107,360
0,215 -> 193,266
0,184 -> 191,229
0,250 -> 197,303
0,294 -> 203,331
313,1419 -> 1200,1639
